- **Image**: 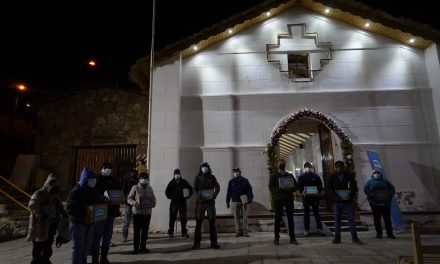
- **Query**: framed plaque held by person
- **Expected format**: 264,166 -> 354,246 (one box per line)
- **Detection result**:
335,190 -> 350,200
138,196 -> 155,208
85,204 -> 108,224
240,194 -> 248,204
279,177 -> 295,189
104,190 -> 125,204
200,189 -> 214,200
183,188 -> 191,198
304,186 -> 318,196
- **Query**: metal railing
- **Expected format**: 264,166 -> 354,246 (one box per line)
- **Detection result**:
0,175 -> 31,212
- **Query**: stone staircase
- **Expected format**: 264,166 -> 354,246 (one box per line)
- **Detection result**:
0,181 -> 31,237
321,212 -> 369,232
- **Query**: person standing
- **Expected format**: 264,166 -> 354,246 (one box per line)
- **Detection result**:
192,162 -> 221,250
364,170 -> 396,239
91,162 -> 122,264
127,172 -> 156,254
122,170 -> 138,242
327,160 -> 363,244
269,159 -> 299,245
27,173 -> 66,264
226,167 -> 253,237
297,162 -> 323,236
165,169 -> 193,238
66,167 -> 101,264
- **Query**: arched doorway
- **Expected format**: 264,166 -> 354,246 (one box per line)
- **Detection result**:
267,109 -> 354,210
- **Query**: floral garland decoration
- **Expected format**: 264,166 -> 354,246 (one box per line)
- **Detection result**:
267,108 -> 356,204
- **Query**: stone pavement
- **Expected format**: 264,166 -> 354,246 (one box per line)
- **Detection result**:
0,228 -> 428,264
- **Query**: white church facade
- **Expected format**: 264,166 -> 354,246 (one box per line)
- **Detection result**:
131,0 -> 440,231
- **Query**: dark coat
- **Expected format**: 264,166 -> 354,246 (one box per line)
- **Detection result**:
194,163 -> 220,204
66,168 -> 101,225
327,171 -> 358,203
226,176 -> 253,203
269,170 -> 296,201
95,173 -> 122,217
297,172 -> 323,193
165,178 -> 193,205
364,173 -> 396,206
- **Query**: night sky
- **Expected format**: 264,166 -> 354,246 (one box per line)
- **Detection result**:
0,0 -> 439,117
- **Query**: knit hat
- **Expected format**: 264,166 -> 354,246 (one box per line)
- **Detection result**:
174,169 -> 181,175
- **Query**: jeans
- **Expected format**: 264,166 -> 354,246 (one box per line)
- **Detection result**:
70,222 -> 94,264
123,204 -> 133,239
91,217 -> 115,253
231,202 -> 248,234
32,223 -> 57,264
168,203 -> 188,235
274,198 -> 295,239
194,203 -> 217,245
132,214 -> 151,252
303,197 -> 322,231
333,202 -> 358,239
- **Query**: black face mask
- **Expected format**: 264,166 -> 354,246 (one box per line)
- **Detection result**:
279,165 -> 286,171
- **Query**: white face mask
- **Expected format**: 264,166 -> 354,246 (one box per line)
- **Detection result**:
174,174 -> 181,180
87,178 -> 97,188
304,168 -> 311,173
233,172 -> 240,178
372,174 -> 381,180
140,179 -> 148,185
101,168 -> 112,176
201,167 -> 208,174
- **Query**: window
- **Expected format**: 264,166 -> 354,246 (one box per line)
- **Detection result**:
288,54 -> 309,78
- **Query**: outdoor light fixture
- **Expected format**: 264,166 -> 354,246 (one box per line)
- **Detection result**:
365,22 -> 370,28
266,12 -> 271,17
88,60 -> 96,67
193,45 -> 198,51
17,84 -> 26,91
324,8 -> 330,14
228,29 -> 233,34
409,38 -> 415,43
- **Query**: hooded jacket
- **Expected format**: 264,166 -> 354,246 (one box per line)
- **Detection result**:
66,167 -> 101,225
364,171 -> 396,206
165,175 -> 193,205
27,174 -> 65,242
194,163 -> 220,204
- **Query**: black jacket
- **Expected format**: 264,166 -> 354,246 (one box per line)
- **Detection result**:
297,172 -> 323,193
66,184 -> 100,225
327,171 -> 358,203
269,170 -> 296,201
165,178 -> 193,205
96,174 -> 122,217
194,174 -> 220,204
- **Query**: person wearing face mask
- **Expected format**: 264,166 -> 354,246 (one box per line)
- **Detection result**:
269,159 -> 299,245
66,167 -> 101,264
364,170 -> 396,239
127,172 -> 156,254
165,169 -> 193,238
121,170 -> 139,242
91,162 -> 122,264
297,162 -> 323,237
327,160 -> 363,245
192,162 -> 221,250
27,173 -> 67,264
226,167 -> 253,237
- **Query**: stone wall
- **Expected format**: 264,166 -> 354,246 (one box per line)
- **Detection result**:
35,86 -> 148,192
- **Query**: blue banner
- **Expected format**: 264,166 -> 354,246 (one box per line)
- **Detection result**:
366,150 -> 406,229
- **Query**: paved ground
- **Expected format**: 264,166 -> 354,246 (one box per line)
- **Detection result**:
0,227 -> 428,264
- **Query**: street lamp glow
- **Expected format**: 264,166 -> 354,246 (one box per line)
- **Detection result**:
17,84 -> 27,91
88,60 -> 96,67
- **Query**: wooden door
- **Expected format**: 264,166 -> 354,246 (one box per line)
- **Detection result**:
74,145 -> 136,186
319,124 -> 335,211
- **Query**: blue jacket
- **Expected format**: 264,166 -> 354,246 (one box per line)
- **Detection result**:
297,172 -> 322,193
364,174 -> 395,206
226,176 -> 253,203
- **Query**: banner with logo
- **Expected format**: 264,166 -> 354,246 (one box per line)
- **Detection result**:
366,150 -> 406,229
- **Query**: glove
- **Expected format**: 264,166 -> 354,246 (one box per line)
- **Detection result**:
226,203 -> 230,209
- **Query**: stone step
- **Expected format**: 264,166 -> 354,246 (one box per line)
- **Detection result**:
322,220 -> 363,227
